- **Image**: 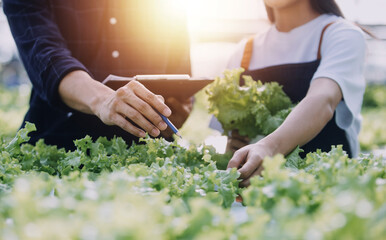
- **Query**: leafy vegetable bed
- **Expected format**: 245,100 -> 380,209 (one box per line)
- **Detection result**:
1,123 -> 385,239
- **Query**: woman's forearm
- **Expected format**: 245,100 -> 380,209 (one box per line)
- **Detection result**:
261,95 -> 334,155
260,78 -> 342,156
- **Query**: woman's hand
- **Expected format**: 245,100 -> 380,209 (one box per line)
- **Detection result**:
226,78 -> 344,188
95,81 -> 171,138
160,97 -> 193,139
227,141 -> 274,187
226,130 -> 250,153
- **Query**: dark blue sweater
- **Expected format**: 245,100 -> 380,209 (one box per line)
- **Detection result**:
3,0 -> 190,150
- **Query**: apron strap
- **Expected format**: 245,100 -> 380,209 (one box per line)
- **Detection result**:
317,21 -> 336,59
241,37 -> 254,70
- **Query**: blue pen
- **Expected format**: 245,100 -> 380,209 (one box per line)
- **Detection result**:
160,114 -> 182,139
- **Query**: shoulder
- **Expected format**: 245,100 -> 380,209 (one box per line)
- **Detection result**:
326,16 -> 365,34
323,17 -> 367,51
316,16 -> 367,75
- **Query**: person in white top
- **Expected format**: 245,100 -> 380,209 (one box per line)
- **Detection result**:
226,0 -> 367,187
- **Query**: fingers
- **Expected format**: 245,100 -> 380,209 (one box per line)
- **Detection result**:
239,178 -> 251,188
157,95 -> 165,103
239,165 -> 264,188
227,141 -> 272,189
129,81 -> 171,117
227,148 -> 248,169
115,101 -> 164,137
100,82 -> 171,137
227,143 -> 266,188
111,114 -> 146,138
126,94 -> 167,130
238,156 -> 262,180
117,83 -> 169,133
257,165 -> 264,176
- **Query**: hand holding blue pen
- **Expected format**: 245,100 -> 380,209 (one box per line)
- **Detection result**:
159,114 -> 182,139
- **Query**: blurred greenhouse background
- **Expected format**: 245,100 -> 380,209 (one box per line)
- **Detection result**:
0,0 -> 385,156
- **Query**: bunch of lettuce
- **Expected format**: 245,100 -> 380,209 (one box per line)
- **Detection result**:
205,68 -> 293,138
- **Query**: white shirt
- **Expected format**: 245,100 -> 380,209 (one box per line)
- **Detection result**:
228,14 -> 367,157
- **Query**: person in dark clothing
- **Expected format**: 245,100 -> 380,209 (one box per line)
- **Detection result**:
3,0 -> 192,150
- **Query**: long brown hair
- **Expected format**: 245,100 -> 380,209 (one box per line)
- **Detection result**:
265,0 -> 376,38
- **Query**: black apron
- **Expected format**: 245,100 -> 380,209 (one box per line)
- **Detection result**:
240,22 -> 352,158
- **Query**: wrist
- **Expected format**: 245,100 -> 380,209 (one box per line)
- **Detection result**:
256,134 -> 281,156
59,70 -> 114,115
89,83 -> 114,117
260,129 -> 300,156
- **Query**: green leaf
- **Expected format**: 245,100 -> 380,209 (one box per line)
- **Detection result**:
284,146 -> 305,170
5,122 -> 36,154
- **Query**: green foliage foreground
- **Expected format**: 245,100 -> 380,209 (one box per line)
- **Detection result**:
0,123 -> 385,239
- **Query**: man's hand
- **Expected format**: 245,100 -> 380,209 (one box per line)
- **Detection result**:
59,71 -> 171,138
160,97 -> 193,139
96,81 -> 171,138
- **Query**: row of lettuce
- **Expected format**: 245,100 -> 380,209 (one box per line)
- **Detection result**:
0,122 -> 385,239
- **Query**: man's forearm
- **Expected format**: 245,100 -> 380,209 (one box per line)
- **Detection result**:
58,70 -> 172,138
58,70 -> 113,115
